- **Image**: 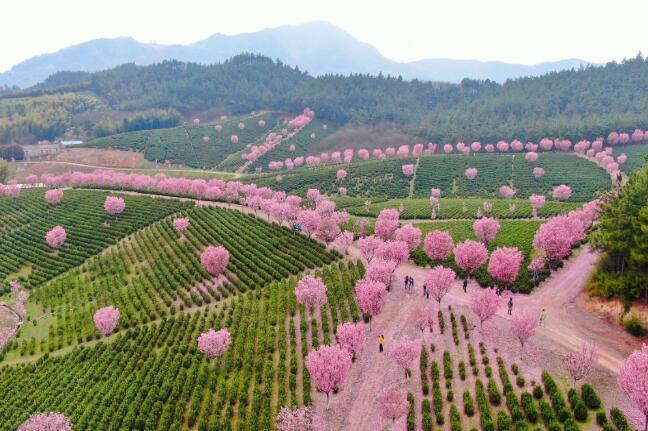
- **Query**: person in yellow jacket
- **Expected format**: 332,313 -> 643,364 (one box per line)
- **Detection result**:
378,335 -> 384,352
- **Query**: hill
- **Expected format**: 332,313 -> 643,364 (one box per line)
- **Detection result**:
0,21 -> 591,88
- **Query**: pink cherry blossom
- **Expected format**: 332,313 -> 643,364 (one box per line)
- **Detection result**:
510,310 -> 537,348
443,144 -> 453,154
44,189 -> 64,205
336,169 -> 347,181
425,265 -> 456,308
45,226 -> 67,249
378,385 -> 410,423
485,144 -> 495,153
375,240 -> 410,266
336,321 -> 367,358
470,288 -> 500,328
618,344 -> 648,431
104,196 -> 125,215
231,135 -> 239,144
197,328 -> 231,357
355,278 -> 388,323
465,168 -> 478,180
93,305 -> 120,336
411,303 -> 435,334
499,185 -> 516,199
366,258 -> 397,286
394,224 -> 422,252
200,246 -> 229,276
564,342 -> 598,386
173,217 -> 190,232
552,184 -> 572,201
358,235 -> 383,262
454,240 -> 488,275
533,167 -> 545,178
525,152 -> 538,162
473,217 -> 500,244
17,413 -> 72,431
402,164 -> 414,177
306,345 -> 352,402
389,339 -> 421,377
423,230 -> 454,261
275,406 -> 324,431
488,247 -> 524,287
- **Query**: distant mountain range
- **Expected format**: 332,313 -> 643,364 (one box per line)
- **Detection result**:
0,21 -> 592,88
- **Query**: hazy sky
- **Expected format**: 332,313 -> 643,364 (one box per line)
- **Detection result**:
2,0 -> 647,72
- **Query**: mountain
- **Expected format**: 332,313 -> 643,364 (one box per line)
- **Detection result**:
0,21 -> 592,88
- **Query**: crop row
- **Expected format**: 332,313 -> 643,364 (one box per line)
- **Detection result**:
0,261 -> 364,431
7,206 -> 338,358
0,189 -> 189,292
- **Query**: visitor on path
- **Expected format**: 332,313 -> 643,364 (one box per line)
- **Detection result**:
404,276 -> 410,290
378,335 -> 384,352
463,279 -> 468,293
539,309 -> 547,327
507,297 -> 513,315
409,277 -> 415,290
423,283 -> 427,297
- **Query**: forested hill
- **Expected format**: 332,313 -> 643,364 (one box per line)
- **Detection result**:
5,53 -> 648,143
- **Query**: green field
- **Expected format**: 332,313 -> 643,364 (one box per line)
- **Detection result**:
84,113 -> 280,169
414,153 -> 610,201
0,188 -> 190,292
342,198 -> 581,220
616,143 -> 648,173
411,220 -> 545,293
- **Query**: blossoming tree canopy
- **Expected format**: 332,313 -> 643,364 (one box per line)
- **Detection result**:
389,339 -> 422,377
104,196 -> 125,215
197,328 -> 231,357
487,246 -> 524,287
378,385 -> 410,423
93,305 -> 120,336
173,217 -> 190,232
200,246 -> 230,276
44,188 -> 64,205
454,239 -> 488,276
17,412 -> 72,431
552,184 -> 573,201
423,230 -> 454,261
295,275 -> 328,310
564,342 -> 598,386
465,168 -> 478,180
354,278 -> 388,322
473,217 -> 500,244
510,310 -> 537,348
336,321 -> 367,358
470,288 -> 500,328
425,265 -> 456,307
306,345 -> 352,402
394,223 -> 422,252
275,406 -> 324,431
618,344 -> 648,431
45,225 -> 67,249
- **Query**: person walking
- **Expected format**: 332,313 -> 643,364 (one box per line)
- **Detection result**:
423,282 -> 428,298
507,297 -> 513,315
404,276 -> 410,290
409,277 -> 415,291
539,309 -> 547,327
463,278 -> 468,293
378,335 -> 384,352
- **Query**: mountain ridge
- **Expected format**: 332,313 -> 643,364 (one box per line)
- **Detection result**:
0,21 -> 592,88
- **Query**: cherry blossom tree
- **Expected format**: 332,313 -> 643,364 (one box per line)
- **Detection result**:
197,328 -> 231,357
200,246 -> 230,276
44,189 -> 64,205
231,135 -> 239,144
0,327 -> 17,351
389,339 -> 421,378
295,276 -> 328,311
528,255 -> 545,285
336,321 -> 367,359
510,310 -> 537,350
45,226 -> 67,249
358,235 -> 383,262
564,342 -> 598,387
525,152 -> 538,162
374,209 -> 400,240
473,217 -> 500,244
17,413 -> 72,431
465,168 -> 478,180
275,406 -> 324,431
533,167 -> 545,179
487,247 -> 524,289
552,184 -> 572,201
336,169 -> 347,181
394,224 -> 422,252
355,217 -> 369,237
454,240 -> 488,279
470,288 -> 500,329
93,305 -> 120,336
104,196 -> 125,216
375,240 -> 410,266
306,345 -> 352,404
529,194 -> 546,218
378,385 -> 410,424
366,258 -> 397,286
532,215 -> 583,262
402,164 -> 414,177
411,303 -> 435,335
618,344 -> 648,431
423,230 -> 454,262
354,278 -> 388,329
173,217 -> 190,233
297,210 -> 321,238
499,185 -> 516,199
425,265 -> 456,309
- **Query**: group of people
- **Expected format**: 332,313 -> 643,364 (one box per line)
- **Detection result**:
403,275 -> 415,291
507,297 -> 548,327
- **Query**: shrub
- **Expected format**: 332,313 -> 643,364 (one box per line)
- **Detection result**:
610,408 -> 630,431
581,384 -> 601,409
547,422 -> 562,431
459,360 -> 467,380
511,364 -> 519,375
488,379 -> 501,406
602,424 -> 615,431
497,411 -> 512,431
521,392 -> 539,423
533,385 -> 544,400
516,375 -> 525,387
422,399 -> 433,431
514,421 -> 529,431
595,411 -> 608,426
622,313 -> 647,337
450,405 -> 463,431
573,401 -> 588,422
563,418 -> 579,431
464,390 -> 476,416
447,389 -> 454,402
